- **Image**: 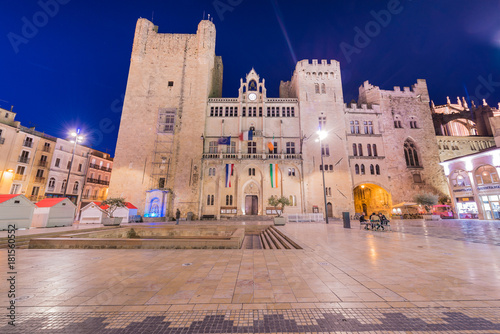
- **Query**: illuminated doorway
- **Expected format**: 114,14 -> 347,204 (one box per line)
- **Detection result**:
353,184 -> 392,216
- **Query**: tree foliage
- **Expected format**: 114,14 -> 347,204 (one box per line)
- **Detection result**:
268,196 -> 290,217
413,193 -> 439,213
101,197 -> 127,218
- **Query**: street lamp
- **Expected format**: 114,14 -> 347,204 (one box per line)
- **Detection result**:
316,130 -> 329,224
62,129 -> 84,201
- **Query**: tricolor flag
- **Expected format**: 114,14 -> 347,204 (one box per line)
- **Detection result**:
269,163 -> 279,188
225,164 -> 234,188
239,130 -> 253,141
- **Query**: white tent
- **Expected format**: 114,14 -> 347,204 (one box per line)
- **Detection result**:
0,194 -> 36,230
79,201 -> 139,224
32,198 -> 76,228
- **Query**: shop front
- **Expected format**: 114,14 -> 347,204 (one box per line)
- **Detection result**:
455,197 -> 479,219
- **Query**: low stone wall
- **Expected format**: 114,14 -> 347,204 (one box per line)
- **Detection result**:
29,227 -> 245,249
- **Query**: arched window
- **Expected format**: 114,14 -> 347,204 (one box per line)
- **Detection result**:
61,179 -> 67,192
321,83 -> 326,94
450,170 -> 471,187
373,144 -> 378,156
474,165 -> 500,185
73,181 -> 79,191
248,80 -> 257,91
367,144 -> 372,156
315,83 -> 320,94
360,164 -> 365,175
355,164 -> 359,175
376,165 -> 380,175
358,144 -> 363,156
353,144 -> 357,156
404,139 -> 420,167
48,178 -> 55,188
370,164 -> 374,175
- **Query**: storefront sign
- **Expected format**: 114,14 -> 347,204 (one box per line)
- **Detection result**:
454,188 -> 472,193
477,185 -> 500,191
457,197 -> 474,202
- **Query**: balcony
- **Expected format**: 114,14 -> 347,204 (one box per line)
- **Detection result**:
0,137 -> 5,144
86,178 -> 109,185
34,177 -> 46,183
202,153 -> 303,160
18,156 -> 30,164
13,174 -> 26,181
38,160 -> 48,167
23,140 -> 33,148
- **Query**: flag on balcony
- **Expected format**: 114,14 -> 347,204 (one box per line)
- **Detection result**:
239,130 -> 253,141
269,163 -> 279,188
218,136 -> 231,145
267,135 -> 275,152
225,164 -> 234,188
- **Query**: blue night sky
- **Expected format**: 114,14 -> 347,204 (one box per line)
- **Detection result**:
1,0 -> 500,155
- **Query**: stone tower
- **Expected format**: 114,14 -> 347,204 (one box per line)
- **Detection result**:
108,19 -> 222,216
282,60 -> 354,217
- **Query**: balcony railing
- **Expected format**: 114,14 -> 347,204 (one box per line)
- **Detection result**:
0,137 -> 5,145
38,160 -> 48,167
34,177 -> 46,183
90,163 -> 112,172
202,153 -> 303,160
23,140 -> 33,148
86,178 -> 110,185
18,156 -> 30,164
14,174 -> 26,181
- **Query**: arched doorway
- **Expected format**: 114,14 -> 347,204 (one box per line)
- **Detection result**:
353,184 -> 392,216
327,202 -> 333,217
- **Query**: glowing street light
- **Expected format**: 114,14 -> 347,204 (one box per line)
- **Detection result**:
62,129 -> 84,199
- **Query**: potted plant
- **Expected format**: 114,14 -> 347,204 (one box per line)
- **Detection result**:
100,197 -> 127,226
268,196 -> 290,226
414,193 -> 439,220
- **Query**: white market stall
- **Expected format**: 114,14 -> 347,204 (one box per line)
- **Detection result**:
32,198 -> 76,228
79,201 -> 138,224
0,194 -> 36,230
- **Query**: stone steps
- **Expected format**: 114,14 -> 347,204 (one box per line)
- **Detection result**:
259,226 -> 302,250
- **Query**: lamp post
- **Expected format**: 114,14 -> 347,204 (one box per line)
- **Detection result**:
316,130 -> 329,224
62,129 -> 84,203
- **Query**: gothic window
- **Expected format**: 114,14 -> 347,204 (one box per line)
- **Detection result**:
355,164 -> 360,175
373,144 -> 378,156
209,141 -> 218,153
394,116 -> 403,128
321,144 -> 330,156
370,164 -> 374,175
286,142 -> 295,154
404,139 -> 420,167
367,144 -> 372,156
248,80 -> 257,91
321,83 -> 326,94
475,165 -> 500,185
376,165 -> 380,175
358,144 -> 363,156
315,83 -> 320,94
248,142 -> 257,154
318,116 -> 326,130
360,164 -> 365,175
353,144 -> 357,156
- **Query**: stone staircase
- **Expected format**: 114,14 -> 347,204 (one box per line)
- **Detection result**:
259,226 -> 302,250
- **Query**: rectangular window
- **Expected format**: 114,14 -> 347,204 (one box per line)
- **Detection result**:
267,107 -> 271,117
168,81 -> 174,87
271,107 -> 275,117
350,121 -> 355,134
209,141 -> 218,153
368,121 -> 373,134
291,107 -> 295,117
36,169 -> 44,177
67,161 -> 71,170
287,107 -> 290,117
242,107 -> 246,117
248,142 -> 257,154
55,158 -> 60,167
286,142 -> 295,154
78,164 -> 82,172
159,108 -> 177,133
321,144 -> 330,156
259,107 -> 262,117
227,141 -> 236,153
210,107 -> 214,117
252,107 -> 257,117
234,107 -> 238,117
10,184 -> 21,194
16,166 -> 25,175
355,121 -> 360,134
319,117 -> 326,130
364,121 -> 368,134
225,107 -> 229,117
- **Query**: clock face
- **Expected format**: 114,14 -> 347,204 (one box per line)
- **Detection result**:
248,93 -> 257,101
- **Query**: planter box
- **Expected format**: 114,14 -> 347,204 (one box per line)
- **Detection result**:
273,217 -> 286,226
102,217 -> 123,226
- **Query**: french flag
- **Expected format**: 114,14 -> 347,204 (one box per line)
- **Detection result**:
225,164 -> 234,188
239,130 -> 253,141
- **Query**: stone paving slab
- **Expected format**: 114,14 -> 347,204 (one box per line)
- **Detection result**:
2,219 -> 500,333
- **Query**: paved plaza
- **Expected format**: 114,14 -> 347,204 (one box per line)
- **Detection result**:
1,218 -> 500,333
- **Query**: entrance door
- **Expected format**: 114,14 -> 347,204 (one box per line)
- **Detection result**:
245,195 -> 258,215
327,202 -> 333,217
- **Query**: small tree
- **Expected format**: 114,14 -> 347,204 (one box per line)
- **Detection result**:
101,197 -> 127,218
438,194 -> 450,205
413,193 -> 439,213
268,196 -> 290,217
